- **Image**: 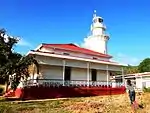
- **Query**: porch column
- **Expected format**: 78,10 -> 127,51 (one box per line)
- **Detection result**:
121,67 -> 125,86
32,64 -> 36,84
62,60 -> 66,86
141,75 -> 143,90
106,65 -> 109,86
87,62 -> 90,87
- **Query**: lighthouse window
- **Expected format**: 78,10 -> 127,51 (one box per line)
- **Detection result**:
94,19 -> 97,23
98,18 -> 103,22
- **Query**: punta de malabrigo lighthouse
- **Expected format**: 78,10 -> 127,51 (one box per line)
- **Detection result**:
4,10 -> 125,100
83,10 -> 109,54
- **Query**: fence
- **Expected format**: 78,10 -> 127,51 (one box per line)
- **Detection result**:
22,79 -> 123,88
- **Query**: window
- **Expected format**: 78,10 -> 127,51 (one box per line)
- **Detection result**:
64,67 -> 71,81
93,57 -> 98,60
63,52 -> 70,55
51,52 -> 55,54
93,19 -> 97,23
91,69 -> 97,81
98,18 -> 103,22
110,72 -> 113,76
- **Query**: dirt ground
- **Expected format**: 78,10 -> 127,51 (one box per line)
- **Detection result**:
62,92 -> 148,113
0,92 -> 150,113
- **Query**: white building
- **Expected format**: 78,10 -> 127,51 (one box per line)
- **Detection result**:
21,11 -> 124,88
127,72 -> 150,89
113,72 -> 150,91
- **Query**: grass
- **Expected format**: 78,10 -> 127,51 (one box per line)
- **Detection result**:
0,92 -> 150,113
0,84 -> 5,88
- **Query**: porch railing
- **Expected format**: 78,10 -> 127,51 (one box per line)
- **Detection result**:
22,79 -> 123,88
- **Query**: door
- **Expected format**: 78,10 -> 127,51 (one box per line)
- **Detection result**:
64,67 -> 71,81
91,69 -> 97,81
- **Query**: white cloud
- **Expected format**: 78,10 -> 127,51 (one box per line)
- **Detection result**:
80,38 -> 87,47
80,33 -> 141,66
113,53 -> 141,66
80,37 -> 102,52
17,38 -> 32,47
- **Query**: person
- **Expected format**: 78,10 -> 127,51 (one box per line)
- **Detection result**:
126,80 -> 136,105
126,80 -> 144,109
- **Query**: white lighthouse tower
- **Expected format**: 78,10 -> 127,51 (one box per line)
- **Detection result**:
83,10 -> 109,54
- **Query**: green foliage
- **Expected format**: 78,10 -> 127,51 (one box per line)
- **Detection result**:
11,79 -> 20,90
0,86 -> 5,95
143,87 -> 150,92
125,65 -> 139,74
0,28 -> 38,90
122,57 -> 150,74
120,65 -> 139,74
118,58 -> 150,74
138,58 -> 150,73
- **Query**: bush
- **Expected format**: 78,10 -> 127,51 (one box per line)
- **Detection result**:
0,86 -> 5,95
11,79 -> 20,90
143,87 -> 150,92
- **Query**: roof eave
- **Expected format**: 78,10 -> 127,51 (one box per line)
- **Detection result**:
28,50 -> 123,66
42,44 -> 112,58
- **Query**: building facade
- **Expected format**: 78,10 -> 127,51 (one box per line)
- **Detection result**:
21,11 -> 124,88
4,11 -> 126,99
112,72 -> 150,92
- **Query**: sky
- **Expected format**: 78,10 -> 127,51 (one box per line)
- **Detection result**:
0,0 -> 150,66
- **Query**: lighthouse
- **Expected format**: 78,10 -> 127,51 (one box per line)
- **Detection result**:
83,10 -> 109,54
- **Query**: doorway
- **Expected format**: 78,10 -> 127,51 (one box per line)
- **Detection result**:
91,69 -> 97,81
64,66 -> 71,81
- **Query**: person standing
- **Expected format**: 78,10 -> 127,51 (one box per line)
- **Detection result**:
126,79 -> 136,105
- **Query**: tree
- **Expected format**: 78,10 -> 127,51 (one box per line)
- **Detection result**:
0,28 -> 38,91
116,65 -> 140,75
124,65 -> 139,74
138,58 -> 150,73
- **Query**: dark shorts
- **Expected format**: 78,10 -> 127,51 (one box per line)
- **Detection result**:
129,90 -> 135,104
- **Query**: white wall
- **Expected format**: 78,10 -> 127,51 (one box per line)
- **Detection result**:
71,68 -> 109,81
108,65 -> 122,71
134,76 -> 150,89
65,60 -> 87,68
136,77 -> 143,89
35,55 -> 121,72
34,55 -> 120,83
39,65 -> 109,82
36,56 -> 63,66
90,63 -> 106,70
97,70 -> 108,81
40,65 -> 63,80
71,68 -> 87,80
142,76 -> 150,88
71,68 -> 108,81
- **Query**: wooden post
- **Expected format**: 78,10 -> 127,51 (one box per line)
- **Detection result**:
141,75 -> 143,90
106,65 -> 109,86
62,60 -> 66,86
87,62 -> 90,87
122,67 -> 125,86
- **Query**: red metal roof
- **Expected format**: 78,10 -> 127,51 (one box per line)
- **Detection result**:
30,50 -> 119,64
41,43 -> 112,58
